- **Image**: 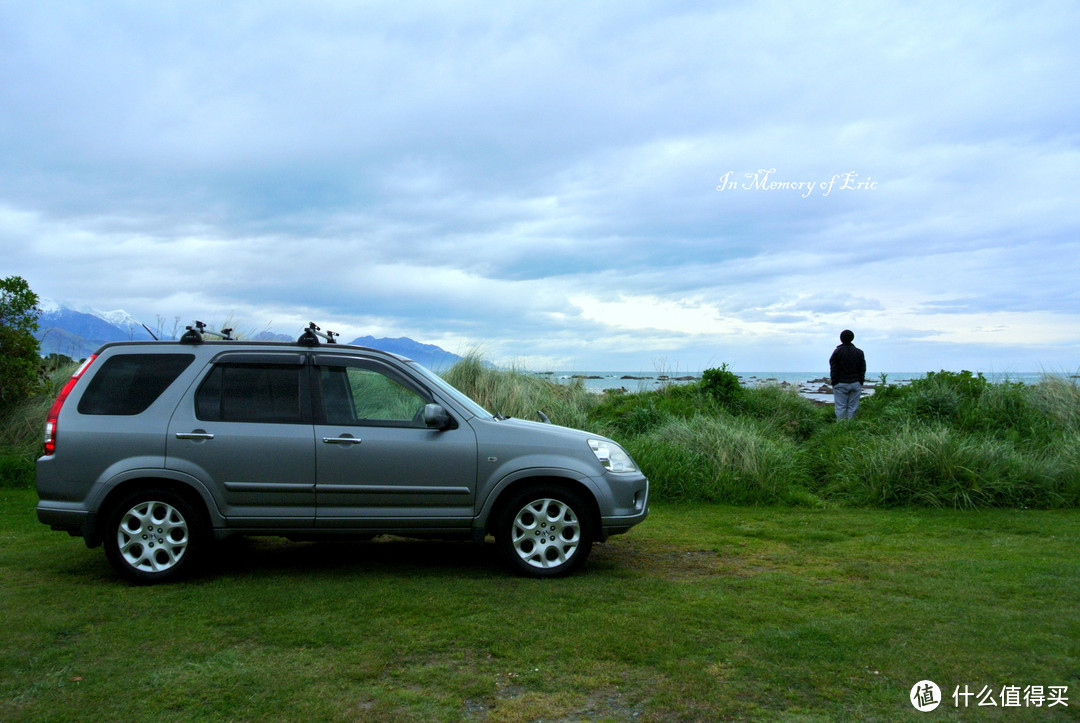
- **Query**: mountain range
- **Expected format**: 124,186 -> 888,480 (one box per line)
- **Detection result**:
34,300 -> 463,370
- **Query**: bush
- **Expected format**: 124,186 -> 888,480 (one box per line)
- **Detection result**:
701,364 -> 742,406
818,424 -> 1072,509
739,383 -> 831,441
625,415 -> 816,505
0,364 -> 73,488
963,380 -> 1052,447
0,275 -> 43,410
0,454 -> 34,488
588,383 -> 706,437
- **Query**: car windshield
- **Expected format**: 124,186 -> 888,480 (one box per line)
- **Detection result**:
407,361 -> 493,419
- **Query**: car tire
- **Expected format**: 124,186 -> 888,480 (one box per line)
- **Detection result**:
103,488 -> 206,584
497,486 -> 594,578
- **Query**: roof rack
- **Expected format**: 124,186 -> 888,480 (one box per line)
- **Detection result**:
179,321 -> 234,344
297,322 -> 338,346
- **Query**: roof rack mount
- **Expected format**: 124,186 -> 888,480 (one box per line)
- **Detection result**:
297,322 -> 338,346
179,320 -> 234,344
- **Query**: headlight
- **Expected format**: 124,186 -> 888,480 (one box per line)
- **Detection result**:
588,439 -> 638,473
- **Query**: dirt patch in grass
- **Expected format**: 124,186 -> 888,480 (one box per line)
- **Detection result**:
470,688 -> 644,723
592,537 -> 779,580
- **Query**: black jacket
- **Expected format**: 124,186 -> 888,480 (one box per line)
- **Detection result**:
829,343 -> 866,385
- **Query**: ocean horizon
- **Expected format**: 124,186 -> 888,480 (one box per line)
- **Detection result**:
532,370 -> 1077,396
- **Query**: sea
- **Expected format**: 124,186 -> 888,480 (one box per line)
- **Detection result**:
532,370 -> 1077,400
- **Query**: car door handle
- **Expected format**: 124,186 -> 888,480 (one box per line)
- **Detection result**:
175,431 -> 215,440
322,436 -> 362,445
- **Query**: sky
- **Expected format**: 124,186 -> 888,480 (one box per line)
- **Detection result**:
2,1 -> 1078,373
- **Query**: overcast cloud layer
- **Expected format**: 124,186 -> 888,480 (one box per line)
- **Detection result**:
2,1 -> 1078,372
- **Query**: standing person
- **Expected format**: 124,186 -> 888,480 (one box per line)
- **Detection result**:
829,329 -> 866,420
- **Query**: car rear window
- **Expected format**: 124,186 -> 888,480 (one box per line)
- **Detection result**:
77,353 -> 195,415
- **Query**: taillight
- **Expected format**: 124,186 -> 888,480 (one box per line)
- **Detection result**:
43,354 -> 96,456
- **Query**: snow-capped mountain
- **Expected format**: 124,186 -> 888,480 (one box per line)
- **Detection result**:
36,299 -> 155,358
90,307 -> 146,331
34,300 -> 462,369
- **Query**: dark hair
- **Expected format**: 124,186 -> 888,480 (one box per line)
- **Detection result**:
840,329 -> 854,343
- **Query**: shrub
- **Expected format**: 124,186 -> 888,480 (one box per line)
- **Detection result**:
625,415 -> 816,505
0,275 -> 43,410
0,363 -> 74,488
0,454 -> 34,488
739,383 -> 831,441
819,424 -> 1068,509
588,383 -> 709,438
701,364 -> 742,406
861,370 -> 988,424
963,380 -> 1051,447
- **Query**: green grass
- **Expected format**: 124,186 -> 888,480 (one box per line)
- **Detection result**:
5,360 -> 1080,510
3,488 -> 1078,721
583,369 -> 1080,509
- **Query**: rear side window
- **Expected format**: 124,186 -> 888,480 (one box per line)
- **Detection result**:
196,363 -> 305,424
77,354 -> 195,415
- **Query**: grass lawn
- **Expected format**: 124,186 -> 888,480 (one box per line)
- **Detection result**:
2,488 -> 1078,721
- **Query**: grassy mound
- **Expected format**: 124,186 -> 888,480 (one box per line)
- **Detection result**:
5,358 -> 1079,509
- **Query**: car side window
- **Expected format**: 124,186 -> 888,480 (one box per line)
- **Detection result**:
196,363 -> 304,424
318,363 -> 429,427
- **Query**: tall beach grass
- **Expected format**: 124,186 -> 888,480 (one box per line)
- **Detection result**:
440,353 -> 600,430
0,365 -> 72,487
3,356 -> 1079,509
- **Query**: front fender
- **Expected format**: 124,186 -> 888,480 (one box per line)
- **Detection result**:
473,465 -> 609,537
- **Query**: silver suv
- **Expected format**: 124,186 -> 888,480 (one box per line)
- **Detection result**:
36,327 -> 649,583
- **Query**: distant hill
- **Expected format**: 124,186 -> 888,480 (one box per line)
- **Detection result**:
34,301 -> 463,370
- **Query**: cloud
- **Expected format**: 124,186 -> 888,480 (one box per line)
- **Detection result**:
2,1 -> 1079,371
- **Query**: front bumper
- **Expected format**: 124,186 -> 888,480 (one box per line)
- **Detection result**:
600,474 -> 649,539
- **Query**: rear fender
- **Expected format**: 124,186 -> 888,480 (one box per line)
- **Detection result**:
85,467 -> 223,546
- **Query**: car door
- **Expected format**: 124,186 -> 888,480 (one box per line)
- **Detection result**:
312,354 -> 477,530
166,353 -> 316,527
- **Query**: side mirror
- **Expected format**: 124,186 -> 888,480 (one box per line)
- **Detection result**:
423,403 -> 453,430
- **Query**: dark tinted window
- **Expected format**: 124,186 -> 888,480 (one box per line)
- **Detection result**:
196,364 -> 304,424
77,354 -> 195,415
